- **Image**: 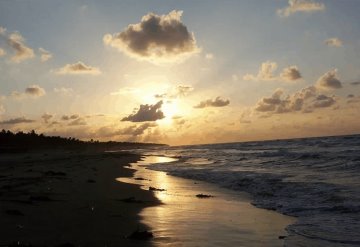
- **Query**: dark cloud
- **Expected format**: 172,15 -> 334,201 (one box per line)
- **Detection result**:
254,86 -> 337,114
41,113 -> 53,123
61,114 -> 79,121
280,66 -> 302,81
25,85 -> 46,97
0,27 -> 34,63
122,101 -> 165,122
103,10 -> 199,62
0,117 -> 35,125
316,69 -> 342,90
56,62 -> 101,75
277,0 -> 325,17
116,123 -> 157,136
10,85 -> 46,99
312,95 -> 336,108
194,97 -> 230,109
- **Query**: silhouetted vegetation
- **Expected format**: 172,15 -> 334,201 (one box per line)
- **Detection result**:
0,129 -> 166,153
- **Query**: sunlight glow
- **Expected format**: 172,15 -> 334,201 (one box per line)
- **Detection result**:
159,100 -> 181,125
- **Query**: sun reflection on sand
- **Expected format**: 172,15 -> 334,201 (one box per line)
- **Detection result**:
116,155 -> 295,246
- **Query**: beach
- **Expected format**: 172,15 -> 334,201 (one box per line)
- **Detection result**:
0,149 -> 296,246
0,150 -> 159,246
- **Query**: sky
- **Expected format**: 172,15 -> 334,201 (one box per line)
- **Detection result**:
0,0 -> 360,145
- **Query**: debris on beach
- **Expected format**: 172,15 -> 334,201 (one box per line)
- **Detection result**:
196,193 -> 214,198
118,197 -> 144,203
127,229 -> 154,240
278,235 -> 287,239
148,186 -> 166,192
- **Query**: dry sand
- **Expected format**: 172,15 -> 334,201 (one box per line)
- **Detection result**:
0,150 -> 159,246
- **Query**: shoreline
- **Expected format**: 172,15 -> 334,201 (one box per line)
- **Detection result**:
123,155 -> 296,246
0,149 -> 159,246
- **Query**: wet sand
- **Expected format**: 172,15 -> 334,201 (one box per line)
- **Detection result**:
0,150 -> 159,246
0,151 -> 296,246
119,156 -> 296,247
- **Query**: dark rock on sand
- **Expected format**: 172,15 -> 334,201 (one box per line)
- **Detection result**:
149,186 -> 166,192
196,193 -> 214,198
118,197 -> 144,203
128,230 -> 153,240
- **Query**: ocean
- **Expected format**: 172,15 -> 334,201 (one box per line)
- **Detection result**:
142,134 -> 360,246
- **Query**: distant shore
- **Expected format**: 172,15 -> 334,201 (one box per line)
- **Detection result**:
0,149 -> 159,246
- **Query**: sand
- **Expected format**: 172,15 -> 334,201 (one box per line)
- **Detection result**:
0,150 -> 159,246
0,151 -> 295,246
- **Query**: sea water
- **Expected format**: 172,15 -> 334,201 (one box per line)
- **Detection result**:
142,135 -> 360,246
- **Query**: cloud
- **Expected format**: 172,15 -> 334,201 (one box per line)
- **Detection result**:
350,82 -> 360,86
68,117 -> 87,126
103,10 -> 199,63
55,62 -> 101,75
243,61 -> 278,81
244,62 -> 302,82
54,87 -> 73,96
0,117 -> 35,125
280,66 -> 302,81
61,114 -> 79,121
316,69 -> 342,90
11,85 -> 46,99
277,0 -> 325,17
324,38 -> 343,47
116,123 -> 157,136
39,47 -> 52,62
122,100 -> 165,122
25,85 -> 46,97
0,48 -> 5,56
194,97 -> 230,108
0,27 -> 35,63
254,86 -> 336,114
312,94 -> 336,108
155,85 -> 194,99
41,113 -> 53,123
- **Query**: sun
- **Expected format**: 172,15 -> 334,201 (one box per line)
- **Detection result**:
160,101 -> 179,124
